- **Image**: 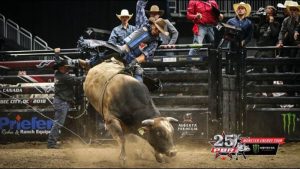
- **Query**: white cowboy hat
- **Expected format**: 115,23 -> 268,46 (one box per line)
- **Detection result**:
116,9 -> 133,20
277,1 -> 295,9
286,1 -> 300,13
233,2 -> 252,17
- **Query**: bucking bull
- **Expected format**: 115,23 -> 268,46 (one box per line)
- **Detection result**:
83,57 -> 178,163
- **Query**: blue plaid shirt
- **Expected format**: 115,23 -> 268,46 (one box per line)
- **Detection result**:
108,24 -> 137,46
122,0 -> 159,64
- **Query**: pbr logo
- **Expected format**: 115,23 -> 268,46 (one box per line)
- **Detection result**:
209,131 -> 250,160
210,132 -> 285,160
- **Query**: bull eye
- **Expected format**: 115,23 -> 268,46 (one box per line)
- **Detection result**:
156,131 -> 161,136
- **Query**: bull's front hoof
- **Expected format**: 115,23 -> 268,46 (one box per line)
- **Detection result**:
166,150 -> 177,157
166,148 -> 177,157
155,153 -> 164,163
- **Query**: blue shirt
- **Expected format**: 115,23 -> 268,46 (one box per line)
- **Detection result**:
227,16 -> 253,45
108,24 -> 136,46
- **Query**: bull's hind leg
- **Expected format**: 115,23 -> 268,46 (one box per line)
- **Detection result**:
106,119 -> 126,165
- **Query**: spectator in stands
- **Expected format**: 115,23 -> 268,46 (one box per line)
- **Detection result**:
277,1 -> 293,19
227,2 -> 253,49
146,5 -> 178,48
253,5 -> 280,97
294,21 -> 300,73
146,4 -> 179,71
186,0 -> 223,57
276,1 -> 300,97
108,9 -> 136,46
276,1 -> 300,71
47,48 -> 83,149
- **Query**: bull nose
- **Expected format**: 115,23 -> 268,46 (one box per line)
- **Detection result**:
166,149 -> 177,157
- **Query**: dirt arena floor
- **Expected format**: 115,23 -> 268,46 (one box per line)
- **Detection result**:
0,136 -> 300,168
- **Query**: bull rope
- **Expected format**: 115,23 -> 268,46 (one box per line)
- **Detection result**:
0,91 -> 91,145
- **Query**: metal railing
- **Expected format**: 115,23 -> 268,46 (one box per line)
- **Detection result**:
168,0 -> 283,17
0,13 -> 5,38
33,36 -> 52,60
6,19 -> 20,44
20,27 -> 32,50
33,36 -> 48,50
0,13 -> 50,51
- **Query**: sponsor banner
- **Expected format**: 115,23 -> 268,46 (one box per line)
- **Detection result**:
281,112 -> 298,136
209,132 -> 285,160
0,60 -> 55,70
161,111 -> 208,139
0,98 -> 53,106
240,137 -> 285,145
0,113 -> 53,142
0,85 -> 54,94
247,111 -> 300,140
0,75 -> 54,84
246,144 -> 279,155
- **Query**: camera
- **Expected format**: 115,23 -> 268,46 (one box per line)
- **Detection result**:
218,23 -> 242,41
255,7 -> 266,16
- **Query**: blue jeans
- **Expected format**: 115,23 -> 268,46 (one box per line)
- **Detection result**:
134,64 -> 144,82
47,97 -> 70,147
189,25 -> 215,57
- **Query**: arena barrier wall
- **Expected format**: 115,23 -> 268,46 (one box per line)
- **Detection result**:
1,45 -> 299,143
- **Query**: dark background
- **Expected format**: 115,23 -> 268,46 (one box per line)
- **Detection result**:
0,0 -> 179,48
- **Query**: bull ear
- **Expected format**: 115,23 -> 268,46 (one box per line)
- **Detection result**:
166,117 -> 179,123
141,119 -> 154,126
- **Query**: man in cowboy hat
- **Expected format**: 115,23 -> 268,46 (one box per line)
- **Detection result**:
278,1 -> 300,71
226,2 -> 253,48
79,0 -> 169,82
277,1 -> 300,49
146,4 -> 178,48
48,48 -> 84,149
277,0 -> 295,18
108,9 -> 136,46
275,1 -> 300,97
146,4 -> 179,71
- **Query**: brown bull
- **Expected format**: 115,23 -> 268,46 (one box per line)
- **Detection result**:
83,60 -> 178,163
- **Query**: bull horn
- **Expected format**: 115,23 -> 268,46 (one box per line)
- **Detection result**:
141,119 -> 154,126
166,117 -> 179,122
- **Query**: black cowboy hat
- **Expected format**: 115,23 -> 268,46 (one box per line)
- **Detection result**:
53,59 -> 70,70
